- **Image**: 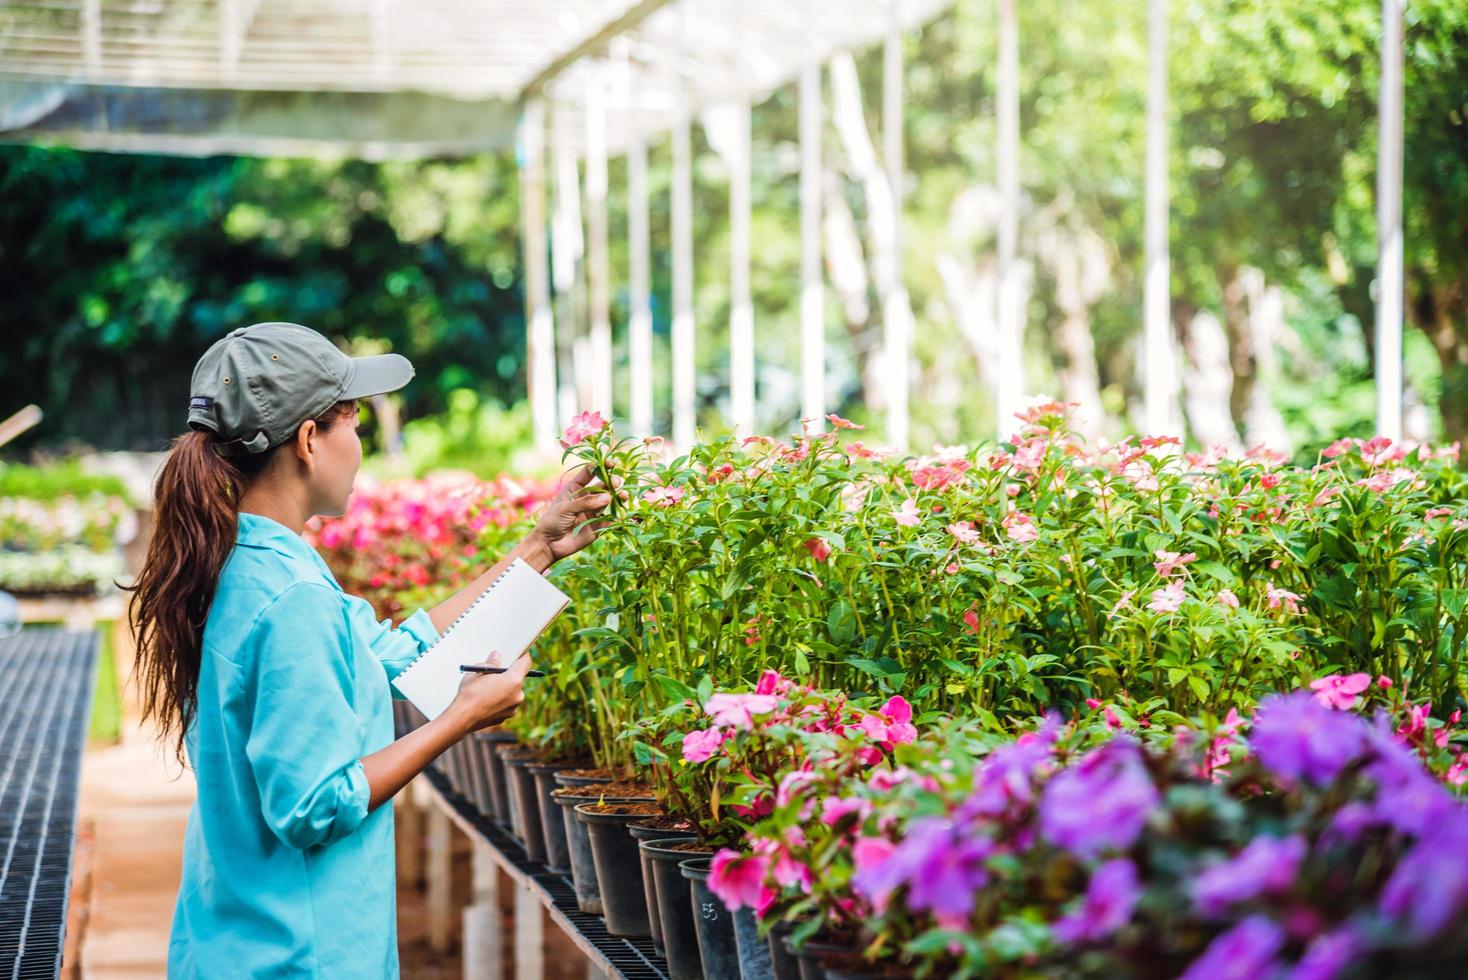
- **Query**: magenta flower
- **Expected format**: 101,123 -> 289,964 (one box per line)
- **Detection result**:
1290,927 -> 1363,980
1191,834 -> 1306,918
682,725 -> 724,763
754,669 -> 793,697
704,692 -> 778,730
1308,672 -> 1370,710
852,818 -> 991,924
708,849 -> 770,912
1179,916 -> 1285,980
1249,692 -> 1364,786
560,410 -> 608,447
1040,738 -> 1160,858
1052,859 -> 1141,944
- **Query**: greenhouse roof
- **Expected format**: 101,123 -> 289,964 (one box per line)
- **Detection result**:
0,0 -> 949,156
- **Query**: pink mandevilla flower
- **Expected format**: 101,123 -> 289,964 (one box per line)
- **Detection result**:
1309,673 -> 1371,710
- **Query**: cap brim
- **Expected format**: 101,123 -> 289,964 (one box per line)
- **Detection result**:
340,353 -> 415,400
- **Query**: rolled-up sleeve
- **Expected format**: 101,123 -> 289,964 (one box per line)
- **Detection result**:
243,583 -> 371,850
342,593 -> 440,696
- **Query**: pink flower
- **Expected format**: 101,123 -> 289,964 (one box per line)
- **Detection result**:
1153,550 -> 1198,578
708,849 -> 770,911
1448,755 -> 1468,787
803,537 -> 832,562
878,695 -> 918,744
826,413 -> 864,430
682,726 -> 725,763
1309,673 -> 1371,710
963,606 -> 981,634
1322,437 -> 1356,459
947,521 -> 981,545
560,410 -> 608,447
755,669 -> 793,696
705,693 -> 779,730
1216,589 -> 1240,609
1148,581 -> 1187,614
1003,511 -> 1039,543
1108,590 -> 1136,619
1397,702 -> 1431,743
1265,583 -> 1303,615
893,498 -> 922,527
1377,675 -> 1394,690
642,485 -> 686,507
820,796 -> 870,827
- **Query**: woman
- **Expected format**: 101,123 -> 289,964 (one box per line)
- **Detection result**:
126,322 -> 612,978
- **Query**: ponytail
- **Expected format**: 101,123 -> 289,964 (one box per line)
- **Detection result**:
125,399 -> 357,765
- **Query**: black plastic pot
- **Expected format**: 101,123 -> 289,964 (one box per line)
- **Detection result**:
503,754 -> 547,862
768,921 -> 802,980
629,822 -> 697,956
474,730 -> 517,826
577,804 -> 659,937
734,906 -> 777,980
643,837 -> 713,980
782,935 -> 865,980
823,966 -> 913,980
494,742 -> 527,839
554,787 -> 650,915
528,762 -> 574,874
553,768 -> 615,789
680,858 -> 741,980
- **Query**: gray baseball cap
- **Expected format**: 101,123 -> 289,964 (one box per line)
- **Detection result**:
187,322 -> 415,455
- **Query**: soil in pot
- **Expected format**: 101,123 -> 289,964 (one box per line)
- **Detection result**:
642,837 -> 715,980
576,803 -> 665,937
681,857 -> 741,980
502,754 -> 548,862
628,818 -> 697,955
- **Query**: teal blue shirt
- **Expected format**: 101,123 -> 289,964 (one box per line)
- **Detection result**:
169,511 -> 440,979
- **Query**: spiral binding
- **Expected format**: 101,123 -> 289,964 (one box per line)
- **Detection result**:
397,558 -> 522,675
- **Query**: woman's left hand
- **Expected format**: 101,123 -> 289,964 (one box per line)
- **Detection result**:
528,464 -> 621,563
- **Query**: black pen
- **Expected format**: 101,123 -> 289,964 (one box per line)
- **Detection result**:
460,664 -> 546,678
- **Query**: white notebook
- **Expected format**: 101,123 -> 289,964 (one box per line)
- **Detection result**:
392,558 -> 570,720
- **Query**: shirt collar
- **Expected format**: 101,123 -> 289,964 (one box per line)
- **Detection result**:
236,511 -> 341,589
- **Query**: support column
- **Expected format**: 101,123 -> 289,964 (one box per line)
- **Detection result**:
426,804 -> 452,953
514,885 -> 544,980
519,99 -> 558,452
462,842 -> 503,979
729,96 -> 755,433
629,138 -> 654,437
1143,0 -> 1179,436
800,61 -> 825,428
586,71 -> 613,417
671,117 -> 696,449
995,0 -> 1023,438
883,17 -> 909,450
552,101 -> 584,418
1375,0 -> 1405,441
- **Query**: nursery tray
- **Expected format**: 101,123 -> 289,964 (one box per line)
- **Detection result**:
0,627 -> 99,979
421,767 -> 670,980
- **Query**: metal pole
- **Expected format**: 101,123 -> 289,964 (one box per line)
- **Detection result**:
883,18 -> 909,450
586,70 -> 613,417
1143,0 -> 1178,436
995,0 -> 1022,438
729,95 -> 755,433
671,116 -> 696,449
519,99 -> 558,451
1375,0 -> 1405,441
629,138 -> 654,437
800,61 -> 825,429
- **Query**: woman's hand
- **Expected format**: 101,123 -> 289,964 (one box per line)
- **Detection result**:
445,651 -> 531,736
528,464 -> 619,563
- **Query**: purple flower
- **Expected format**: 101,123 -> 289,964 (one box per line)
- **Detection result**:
1052,859 -> 1141,944
1179,915 -> 1286,980
852,817 -> 991,925
1040,737 -> 1160,858
1250,692 -> 1365,786
958,715 -> 1060,820
1379,811 -> 1468,939
1289,926 -> 1363,980
1191,834 -> 1307,918
1361,717 -> 1454,836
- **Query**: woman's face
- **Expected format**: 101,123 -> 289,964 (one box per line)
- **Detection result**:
303,406 -> 363,519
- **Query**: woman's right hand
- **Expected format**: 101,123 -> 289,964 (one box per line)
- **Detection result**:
446,651 -> 530,736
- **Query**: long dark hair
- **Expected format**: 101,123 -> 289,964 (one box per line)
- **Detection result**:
125,399 -> 358,765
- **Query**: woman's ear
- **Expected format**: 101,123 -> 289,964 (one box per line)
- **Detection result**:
294,419 -> 318,474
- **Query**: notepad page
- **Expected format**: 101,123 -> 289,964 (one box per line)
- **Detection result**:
392,558 -> 570,720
